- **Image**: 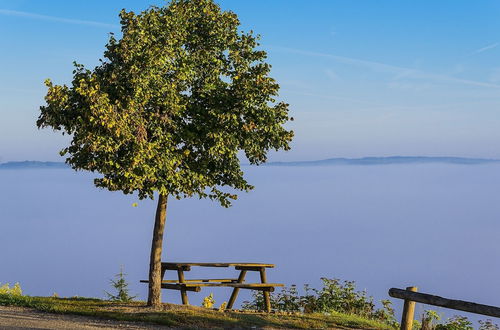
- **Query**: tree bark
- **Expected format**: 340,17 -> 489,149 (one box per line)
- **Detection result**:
147,193 -> 168,307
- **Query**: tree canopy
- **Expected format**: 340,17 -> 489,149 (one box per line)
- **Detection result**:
38,0 -> 293,206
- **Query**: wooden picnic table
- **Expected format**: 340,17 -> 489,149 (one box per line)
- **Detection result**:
141,262 -> 283,312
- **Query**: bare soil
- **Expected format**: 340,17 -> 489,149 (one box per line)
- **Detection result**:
0,305 -> 172,330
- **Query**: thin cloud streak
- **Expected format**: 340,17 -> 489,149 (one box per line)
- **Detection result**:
274,46 -> 500,89
0,9 -> 119,28
296,91 -> 380,105
470,42 -> 499,56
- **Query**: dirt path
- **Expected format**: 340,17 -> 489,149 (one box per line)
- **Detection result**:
0,306 -> 171,330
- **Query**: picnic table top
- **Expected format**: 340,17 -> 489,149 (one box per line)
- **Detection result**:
161,262 -> 275,268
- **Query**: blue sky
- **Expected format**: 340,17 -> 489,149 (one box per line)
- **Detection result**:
1,0 -> 500,161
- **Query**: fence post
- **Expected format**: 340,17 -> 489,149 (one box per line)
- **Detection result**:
400,286 -> 418,330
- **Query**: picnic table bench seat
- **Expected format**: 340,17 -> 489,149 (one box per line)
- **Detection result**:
141,262 -> 282,312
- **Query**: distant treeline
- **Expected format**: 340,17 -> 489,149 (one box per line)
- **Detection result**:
266,156 -> 500,166
2,156 -> 500,169
0,161 -> 68,169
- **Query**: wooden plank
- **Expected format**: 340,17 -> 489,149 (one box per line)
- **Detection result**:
160,283 -> 201,292
162,262 -> 275,268
160,279 -> 238,283
182,283 -> 283,289
389,288 -> 500,318
161,264 -> 191,271
235,266 -> 266,271
141,280 -> 283,288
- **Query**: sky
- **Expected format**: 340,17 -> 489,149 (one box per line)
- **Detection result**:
1,0 -> 500,162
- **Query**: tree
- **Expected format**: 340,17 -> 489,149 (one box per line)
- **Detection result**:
105,266 -> 137,302
37,0 -> 293,307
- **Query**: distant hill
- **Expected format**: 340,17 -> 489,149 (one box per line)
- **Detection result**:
266,156 -> 500,166
2,156 -> 500,169
0,161 -> 68,169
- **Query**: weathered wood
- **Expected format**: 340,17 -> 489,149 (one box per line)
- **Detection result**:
235,266 -> 266,271
142,261 -> 280,312
177,269 -> 188,305
160,283 -> 201,292
162,262 -> 274,268
260,268 -> 271,312
161,264 -> 191,271
227,270 -> 247,310
141,280 -> 282,289
400,287 -> 417,330
161,278 -> 238,283
389,288 -> 500,318
160,266 -> 167,280
181,283 -> 282,289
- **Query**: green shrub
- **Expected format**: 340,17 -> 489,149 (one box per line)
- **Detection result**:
479,319 -> 500,330
435,315 -> 473,330
241,278 -> 397,327
313,278 -> 374,316
421,309 -> 441,330
417,311 -> 498,330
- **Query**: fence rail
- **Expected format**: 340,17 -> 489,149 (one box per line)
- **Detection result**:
389,287 -> 500,330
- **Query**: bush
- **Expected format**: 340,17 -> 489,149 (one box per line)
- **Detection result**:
421,309 -> 441,330
314,278 -> 374,316
241,278 -> 397,327
435,315 -> 473,330
479,319 -> 500,330
417,311 -> 499,330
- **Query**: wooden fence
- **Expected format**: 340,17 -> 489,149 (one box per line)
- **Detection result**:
388,287 -> 500,330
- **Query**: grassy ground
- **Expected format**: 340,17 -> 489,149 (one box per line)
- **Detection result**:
0,294 -> 394,329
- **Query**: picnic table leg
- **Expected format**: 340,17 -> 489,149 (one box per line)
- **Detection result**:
226,270 -> 247,310
177,269 -> 189,305
160,266 -> 167,280
259,268 -> 271,312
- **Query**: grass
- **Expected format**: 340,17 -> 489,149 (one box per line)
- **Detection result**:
0,294 -> 394,329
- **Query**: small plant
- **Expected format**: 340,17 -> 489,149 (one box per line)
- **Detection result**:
275,284 -> 301,312
435,315 -> 473,330
372,299 -> 398,328
313,278 -> 375,316
105,266 -> 136,302
202,293 -> 215,309
479,319 -> 500,330
421,309 -> 441,330
412,320 -> 422,330
218,301 -> 227,312
0,283 -> 22,296
241,289 -> 279,311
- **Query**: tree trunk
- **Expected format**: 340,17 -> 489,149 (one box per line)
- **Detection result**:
147,193 -> 168,307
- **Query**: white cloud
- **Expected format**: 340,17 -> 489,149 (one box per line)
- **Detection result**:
273,46 -> 500,89
0,9 -> 118,28
469,42 -> 499,56
387,81 -> 432,92
295,91 -> 379,105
